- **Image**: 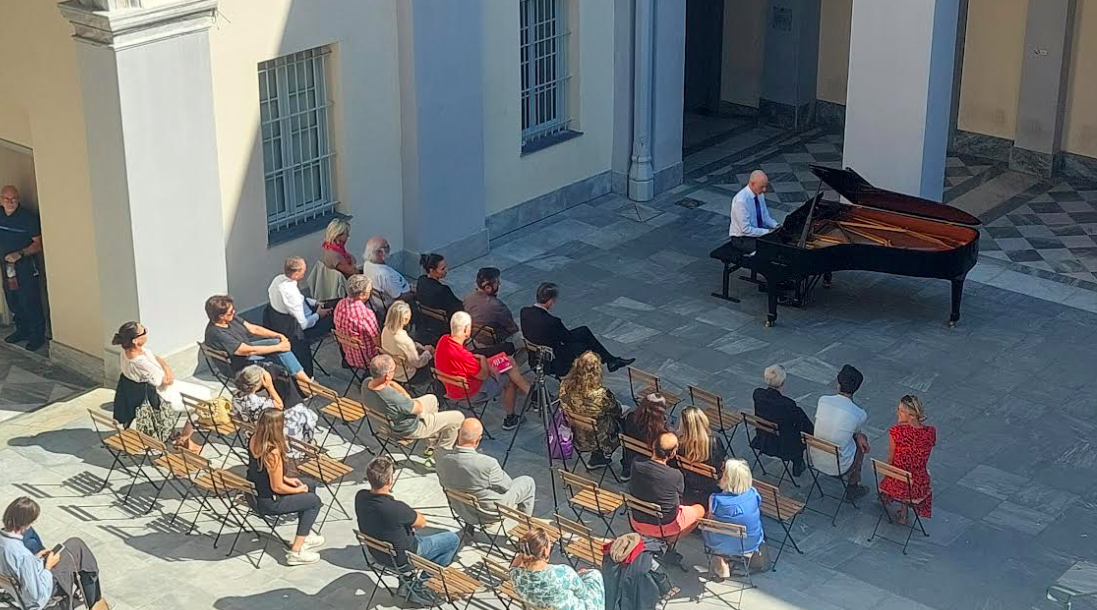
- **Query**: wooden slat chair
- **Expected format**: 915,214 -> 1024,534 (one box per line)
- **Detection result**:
442,488 -> 506,559
626,367 -> 683,414
355,530 -> 414,608
204,467 -> 292,568
752,480 -> 805,570
431,368 -> 495,439
481,556 -> 543,610
554,513 -> 608,570
407,552 -> 484,610
379,346 -> 434,398
358,404 -> 421,484
741,412 -> 799,488
676,455 -> 719,491
697,518 -> 756,605
197,341 -> 235,396
331,329 -> 371,396
162,448 -> 220,535
0,570 -> 81,610
416,303 -> 448,346
558,469 -> 624,537
619,432 -> 652,480
470,324 -> 500,350
301,379 -> 341,405
867,458 -> 930,554
495,504 -> 563,553
801,432 -> 860,526
180,393 -> 242,464
369,290 -> 394,322
141,432 -> 204,517
288,437 -> 354,530
688,385 -> 743,455
87,408 -> 161,507
559,407 -> 621,486
317,394 -> 375,462
622,494 -> 684,566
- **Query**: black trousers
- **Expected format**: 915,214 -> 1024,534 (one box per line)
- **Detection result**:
3,267 -> 44,341
552,326 -> 616,377
727,236 -> 757,255
255,478 -> 321,537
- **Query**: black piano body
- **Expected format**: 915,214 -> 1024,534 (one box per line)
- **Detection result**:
710,166 -> 982,327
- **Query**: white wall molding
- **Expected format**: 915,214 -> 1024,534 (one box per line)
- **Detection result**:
58,0 -> 217,50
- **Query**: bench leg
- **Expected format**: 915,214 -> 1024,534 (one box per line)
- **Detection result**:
711,263 -> 741,303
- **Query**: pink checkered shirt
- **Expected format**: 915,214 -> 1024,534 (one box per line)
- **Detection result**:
334,298 -> 380,369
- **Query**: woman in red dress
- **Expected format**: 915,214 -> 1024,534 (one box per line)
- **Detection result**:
879,394 -> 935,525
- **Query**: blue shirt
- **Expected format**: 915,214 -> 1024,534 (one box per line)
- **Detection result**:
704,489 -> 764,555
0,530 -> 53,610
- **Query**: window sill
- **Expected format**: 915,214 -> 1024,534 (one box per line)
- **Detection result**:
521,129 -> 583,156
267,210 -> 350,247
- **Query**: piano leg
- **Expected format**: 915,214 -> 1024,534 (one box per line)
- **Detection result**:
949,277 -> 965,327
711,262 -> 741,303
765,282 -> 779,327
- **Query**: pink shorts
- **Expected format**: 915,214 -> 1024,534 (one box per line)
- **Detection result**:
629,504 -> 702,538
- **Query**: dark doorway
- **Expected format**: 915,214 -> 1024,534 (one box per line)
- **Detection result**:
683,0 -> 724,114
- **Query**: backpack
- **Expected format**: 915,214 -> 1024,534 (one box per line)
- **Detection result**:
548,410 -> 574,460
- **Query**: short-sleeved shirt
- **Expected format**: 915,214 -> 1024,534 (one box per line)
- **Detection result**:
333,297 -> 379,368
0,207 -> 40,258
629,457 -> 684,526
361,261 -> 410,300
462,290 -> 519,336
811,394 -> 868,476
361,378 -> 418,436
204,319 -> 263,369
355,490 -> 418,568
434,334 -> 483,399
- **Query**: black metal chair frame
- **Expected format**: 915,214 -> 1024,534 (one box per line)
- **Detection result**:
867,458 -> 930,554
688,385 -> 742,458
553,512 -> 606,572
442,488 -> 506,560
197,341 -> 234,396
558,469 -> 623,538
742,412 -> 800,488
431,368 -> 495,440
623,493 -> 685,569
288,437 -> 353,531
753,480 -> 804,571
697,517 -> 756,607
355,530 -> 415,609
801,432 -> 860,526
359,404 -> 423,486
331,329 -> 371,397
559,405 -> 622,487
88,409 -> 163,509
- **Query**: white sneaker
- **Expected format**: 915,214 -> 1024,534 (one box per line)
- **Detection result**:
286,548 -> 320,566
302,533 -> 325,550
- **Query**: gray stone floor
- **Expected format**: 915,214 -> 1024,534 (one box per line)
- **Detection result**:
4,124 -> 1097,610
0,335 -> 94,424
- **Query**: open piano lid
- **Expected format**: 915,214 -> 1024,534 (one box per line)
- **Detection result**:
810,165 -> 982,226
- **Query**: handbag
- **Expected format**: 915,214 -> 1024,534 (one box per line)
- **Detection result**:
208,396 -> 233,426
548,409 -> 574,460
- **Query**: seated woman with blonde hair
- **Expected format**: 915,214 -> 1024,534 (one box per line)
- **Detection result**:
676,406 -> 728,506
704,458 -> 765,578
510,528 -> 604,610
879,394 -> 936,525
380,300 -> 434,385
559,351 -> 623,469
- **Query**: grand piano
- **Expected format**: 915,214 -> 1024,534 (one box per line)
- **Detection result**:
710,165 -> 982,327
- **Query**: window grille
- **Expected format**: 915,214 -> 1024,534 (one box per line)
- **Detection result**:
520,0 -> 571,146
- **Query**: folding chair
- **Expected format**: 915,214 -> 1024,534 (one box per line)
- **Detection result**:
380,346 -> 434,398
142,433 -> 206,517
558,469 -> 624,537
160,448 -> 221,534
207,468 -> 292,568
432,368 -> 494,439
442,488 -> 505,559
481,556 -> 539,610
87,409 -> 162,507
360,404 -> 422,483
626,366 -> 682,414
0,571 -> 82,610
619,432 -> 652,479
407,552 -> 484,610
554,513 -> 608,570
559,406 -> 621,485
867,458 -> 930,554
317,394 -> 374,462
697,518 -> 756,606
288,437 -> 354,530
469,324 -> 500,350
688,385 -> 743,456
741,412 -> 799,487
369,290 -> 394,321
801,432 -> 860,525
355,530 -> 414,608
180,393 -> 243,464
331,329 -> 371,396
752,480 -> 805,570
495,503 -> 563,554
676,455 -> 719,499
197,341 -> 235,396
622,494 -> 683,566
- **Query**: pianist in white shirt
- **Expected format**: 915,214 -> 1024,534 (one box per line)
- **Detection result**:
728,169 -> 780,254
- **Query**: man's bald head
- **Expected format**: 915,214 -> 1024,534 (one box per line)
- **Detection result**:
653,432 -> 678,461
748,170 -> 769,195
364,236 -> 390,263
0,185 -> 19,214
457,418 -> 484,447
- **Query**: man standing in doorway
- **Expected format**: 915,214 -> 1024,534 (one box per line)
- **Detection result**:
0,185 -> 45,351
728,170 -> 780,254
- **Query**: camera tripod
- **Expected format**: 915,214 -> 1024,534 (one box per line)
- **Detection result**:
501,346 -> 565,508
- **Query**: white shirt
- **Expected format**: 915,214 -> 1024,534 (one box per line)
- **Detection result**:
361,260 -> 410,300
268,274 -> 318,329
119,348 -> 209,411
729,186 -> 778,237
811,394 -> 868,476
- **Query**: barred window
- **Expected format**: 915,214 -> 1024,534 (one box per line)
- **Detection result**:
520,0 -> 570,147
258,46 -> 337,235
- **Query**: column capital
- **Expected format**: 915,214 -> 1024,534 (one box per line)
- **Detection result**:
58,0 -> 218,50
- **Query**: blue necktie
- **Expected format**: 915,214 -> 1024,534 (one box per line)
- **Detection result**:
754,195 -> 763,228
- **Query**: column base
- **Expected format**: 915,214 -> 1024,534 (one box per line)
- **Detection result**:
49,340 -> 105,385
1009,146 -> 1062,179
758,99 -> 817,131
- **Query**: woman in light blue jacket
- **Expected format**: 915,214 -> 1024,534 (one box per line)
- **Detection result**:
703,458 -> 764,578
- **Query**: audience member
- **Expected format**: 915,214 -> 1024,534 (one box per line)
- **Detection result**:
463,267 -> 522,346
520,282 -> 634,376
435,312 -> 529,431
246,409 -> 324,566
601,533 -> 675,610
811,364 -> 870,500
267,256 -> 334,377
751,364 -> 814,477
0,185 -> 46,351
727,170 -> 779,255
356,456 -> 460,576
676,407 -> 728,506
334,275 -> 381,369
559,351 -> 623,469
361,355 -> 463,461
628,433 -> 705,551
620,393 -> 671,481
416,253 -> 462,343
232,365 -> 318,451
381,301 -> 433,385
436,418 -> 536,523
319,217 -> 357,278
0,497 -> 107,609
113,321 -> 206,451
510,528 -> 604,610
203,294 -> 311,387
704,459 -> 765,578
879,395 -> 936,525
361,237 -> 413,303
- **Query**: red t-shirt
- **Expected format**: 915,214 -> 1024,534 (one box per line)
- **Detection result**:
434,334 -> 483,399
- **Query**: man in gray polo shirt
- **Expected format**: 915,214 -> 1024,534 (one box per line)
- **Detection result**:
361,355 -> 463,463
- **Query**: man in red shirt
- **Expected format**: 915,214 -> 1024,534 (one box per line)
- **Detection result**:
435,311 -> 529,431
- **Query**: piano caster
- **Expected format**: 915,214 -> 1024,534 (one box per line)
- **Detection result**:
948,319 -> 958,328
822,273 -> 833,289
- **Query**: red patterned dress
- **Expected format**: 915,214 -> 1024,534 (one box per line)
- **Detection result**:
879,424 -> 936,518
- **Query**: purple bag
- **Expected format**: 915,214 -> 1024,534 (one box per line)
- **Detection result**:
548,410 -> 574,460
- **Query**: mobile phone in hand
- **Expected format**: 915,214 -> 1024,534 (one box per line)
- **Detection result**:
51,543 -> 64,555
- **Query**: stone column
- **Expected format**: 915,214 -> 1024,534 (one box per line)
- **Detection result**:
1009,0 -> 1077,177
58,0 -> 228,380
394,0 -> 487,274
628,0 -> 656,201
759,0 -> 821,130
842,0 -> 961,202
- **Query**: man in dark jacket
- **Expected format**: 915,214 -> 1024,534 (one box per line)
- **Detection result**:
519,282 -> 634,377
750,364 -> 814,476
602,533 -> 675,610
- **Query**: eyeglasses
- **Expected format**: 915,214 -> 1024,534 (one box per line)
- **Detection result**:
134,327 -> 148,339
